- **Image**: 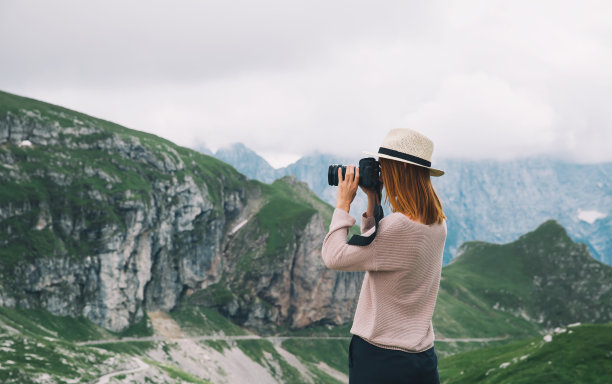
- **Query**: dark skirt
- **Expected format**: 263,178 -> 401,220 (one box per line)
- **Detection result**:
349,335 -> 440,384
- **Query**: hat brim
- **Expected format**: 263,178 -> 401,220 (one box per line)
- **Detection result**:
363,151 -> 445,177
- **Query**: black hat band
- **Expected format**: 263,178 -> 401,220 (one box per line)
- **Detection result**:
378,147 -> 432,167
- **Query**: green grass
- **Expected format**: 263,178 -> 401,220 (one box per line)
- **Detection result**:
0,306 -> 112,341
117,312 -> 154,338
277,322 -> 353,337
144,359 -> 212,384
433,220 -> 612,340
307,368 -> 346,384
282,338 -> 350,374
91,341 -> 155,355
433,283 -> 541,339
0,333 -> 113,383
201,340 -> 230,353
236,339 -> 306,383
438,322 -> 612,384
434,339 -> 513,358
0,306 -> 155,343
186,282 -> 236,308
256,179 -> 319,260
169,305 -> 246,336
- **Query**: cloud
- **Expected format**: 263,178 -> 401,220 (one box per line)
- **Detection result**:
1,0 -> 611,165
403,72 -> 556,160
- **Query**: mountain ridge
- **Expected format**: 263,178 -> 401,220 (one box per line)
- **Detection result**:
434,219 -> 612,340
203,142 -> 612,266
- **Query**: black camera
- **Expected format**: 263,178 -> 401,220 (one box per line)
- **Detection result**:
328,157 -> 380,189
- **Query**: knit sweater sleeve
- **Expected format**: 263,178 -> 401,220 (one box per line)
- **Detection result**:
361,212 -> 376,235
321,208 -> 376,271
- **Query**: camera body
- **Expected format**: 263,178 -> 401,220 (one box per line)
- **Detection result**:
328,157 -> 380,190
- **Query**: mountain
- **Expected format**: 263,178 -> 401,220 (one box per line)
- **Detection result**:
205,148 -> 373,225
0,90 -> 362,333
433,220 -> 612,339
214,143 -> 278,183
206,144 -> 612,266
434,158 -> 612,266
438,322 -> 612,384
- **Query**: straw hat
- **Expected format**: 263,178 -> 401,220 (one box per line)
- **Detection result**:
364,128 -> 444,177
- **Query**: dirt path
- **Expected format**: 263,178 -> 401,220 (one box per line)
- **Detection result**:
435,336 -> 509,342
82,312 -> 507,384
95,357 -> 150,384
78,335 -> 507,346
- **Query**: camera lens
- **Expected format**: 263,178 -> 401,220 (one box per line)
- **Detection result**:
327,165 -> 347,186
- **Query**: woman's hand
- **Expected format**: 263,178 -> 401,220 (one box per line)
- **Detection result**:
336,166 -> 359,213
359,185 -> 382,202
360,183 -> 382,218
360,169 -> 383,218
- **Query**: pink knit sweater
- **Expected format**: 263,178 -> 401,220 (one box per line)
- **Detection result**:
322,208 -> 447,352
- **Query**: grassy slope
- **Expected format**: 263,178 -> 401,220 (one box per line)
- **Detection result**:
0,305 -> 242,382
433,220 -> 612,340
439,322 -> 612,384
0,307 -> 130,383
170,304 -> 247,336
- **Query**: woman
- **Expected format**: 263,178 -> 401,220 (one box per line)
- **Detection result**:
321,128 -> 446,384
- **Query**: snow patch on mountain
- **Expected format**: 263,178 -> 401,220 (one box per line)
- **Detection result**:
577,209 -> 607,224
230,219 -> 249,235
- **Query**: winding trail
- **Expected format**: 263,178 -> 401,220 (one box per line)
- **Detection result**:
435,336 -> 509,342
78,335 -> 508,346
95,357 -> 150,384
84,311 -> 508,383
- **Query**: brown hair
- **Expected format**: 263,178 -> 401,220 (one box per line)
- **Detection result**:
380,157 -> 446,225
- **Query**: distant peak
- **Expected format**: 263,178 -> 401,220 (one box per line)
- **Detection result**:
534,219 -> 567,235
515,219 -> 572,246
216,142 -> 249,152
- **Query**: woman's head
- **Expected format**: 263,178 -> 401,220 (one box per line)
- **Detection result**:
380,157 -> 445,225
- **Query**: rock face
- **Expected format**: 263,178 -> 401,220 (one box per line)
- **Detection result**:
0,90 -> 362,332
210,189 -> 362,331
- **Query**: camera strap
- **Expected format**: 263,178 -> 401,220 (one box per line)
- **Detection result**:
347,192 -> 384,247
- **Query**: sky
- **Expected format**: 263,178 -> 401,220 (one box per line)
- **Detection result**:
1,0 -> 611,168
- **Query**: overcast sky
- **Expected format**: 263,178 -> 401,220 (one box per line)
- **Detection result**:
1,0 -> 611,167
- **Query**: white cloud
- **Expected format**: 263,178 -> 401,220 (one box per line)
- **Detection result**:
1,0 -> 612,165
403,72 -> 556,160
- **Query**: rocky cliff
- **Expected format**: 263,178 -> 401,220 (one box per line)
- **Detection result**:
0,90 -> 362,332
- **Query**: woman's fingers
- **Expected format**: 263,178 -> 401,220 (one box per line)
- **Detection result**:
346,165 -> 354,183
336,165 -> 358,212
337,165 -> 360,190
344,166 -> 359,187
338,165 -> 357,183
